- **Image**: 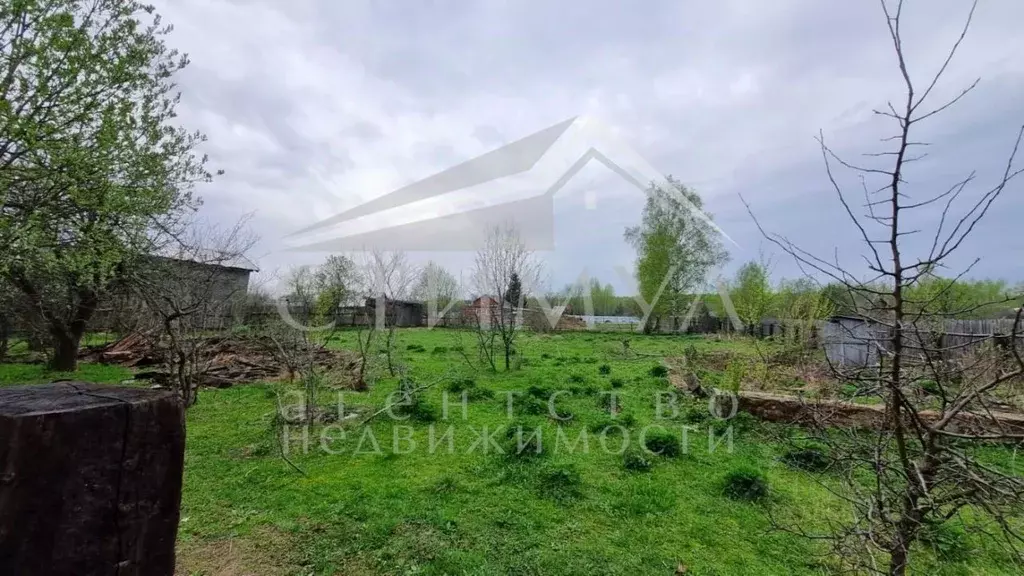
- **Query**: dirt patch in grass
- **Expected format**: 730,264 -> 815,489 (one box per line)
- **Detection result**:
175,527 -> 304,576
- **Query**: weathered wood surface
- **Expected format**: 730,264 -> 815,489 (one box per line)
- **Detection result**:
0,382 -> 185,576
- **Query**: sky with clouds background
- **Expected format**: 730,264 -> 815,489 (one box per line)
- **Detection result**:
153,0 -> 1024,295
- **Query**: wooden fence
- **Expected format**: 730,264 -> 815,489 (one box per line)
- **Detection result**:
821,317 -> 1024,367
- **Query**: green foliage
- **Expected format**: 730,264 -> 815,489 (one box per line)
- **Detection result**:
311,255 -> 357,323
642,429 -> 682,457
839,383 -> 859,398
722,467 -> 769,502
623,448 -> 654,472
535,464 -> 583,501
781,446 -> 831,473
445,377 -> 494,401
625,176 -> 729,327
905,274 -> 1015,319
649,365 -> 669,378
609,377 -> 625,389
526,384 -> 550,399
918,521 -> 971,562
722,360 -> 746,395
920,379 -> 942,396
503,421 -> 544,458
598,363 -> 612,375
731,260 -> 774,327
505,272 -> 522,306
393,382 -> 437,422
0,0 -> 217,369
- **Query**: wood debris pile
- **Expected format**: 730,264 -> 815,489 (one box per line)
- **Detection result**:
81,333 -> 355,388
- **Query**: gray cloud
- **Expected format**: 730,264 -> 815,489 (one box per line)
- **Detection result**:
155,0 -> 1024,293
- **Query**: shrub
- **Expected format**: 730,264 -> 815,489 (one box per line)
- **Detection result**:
722,467 -> 769,502
445,377 -> 494,400
517,396 -> 549,416
598,363 -> 612,375
504,422 -> 545,458
919,379 -> 942,396
567,373 -> 587,384
451,345 -> 465,352
569,384 -> 596,395
642,429 -> 682,457
540,352 -> 552,359
781,446 -> 830,472
394,392 -> 437,422
406,344 -> 426,352
431,346 -> 449,354
623,448 -> 654,472
527,384 -> 550,399
597,392 -> 616,411
536,464 -> 583,501
649,365 -> 669,378
591,414 -> 636,434
609,377 -> 624,389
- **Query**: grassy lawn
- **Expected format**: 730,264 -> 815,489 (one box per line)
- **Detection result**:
2,328 -> 1020,575
0,361 -> 132,387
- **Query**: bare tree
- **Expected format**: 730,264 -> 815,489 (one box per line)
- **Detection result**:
131,217 -> 258,406
746,2 -> 1024,574
269,264 -> 348,423
412,260 -> 461,325
361,249 -> 417,377
472,225 -> 541,371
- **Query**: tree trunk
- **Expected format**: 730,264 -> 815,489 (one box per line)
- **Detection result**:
0,313 -> 9,361
888,545 -> 908,576
47,287 -> 98,372
49,332 -> 81,372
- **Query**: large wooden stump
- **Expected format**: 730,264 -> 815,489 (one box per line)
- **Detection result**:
0,382 -> 185,575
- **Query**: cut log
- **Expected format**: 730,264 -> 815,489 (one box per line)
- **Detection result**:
0,382 -> 185,576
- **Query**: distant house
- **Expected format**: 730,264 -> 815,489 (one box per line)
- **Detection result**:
463,295 -> 503,325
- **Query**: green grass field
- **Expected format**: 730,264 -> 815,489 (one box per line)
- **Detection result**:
2,328 -> 1020,575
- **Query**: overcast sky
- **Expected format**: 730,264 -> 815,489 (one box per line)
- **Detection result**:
153,0 -> 1024,295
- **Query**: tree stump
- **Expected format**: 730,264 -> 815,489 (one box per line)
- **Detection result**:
0,382 -> 185,576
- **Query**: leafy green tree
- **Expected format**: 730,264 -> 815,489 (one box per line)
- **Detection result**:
625,176 -> 728,332
730,260 -> 773,331
588,279 -> 617,316
904,274 -> 1012,319
313,255 -> 358,323
0,0 -> 215,370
